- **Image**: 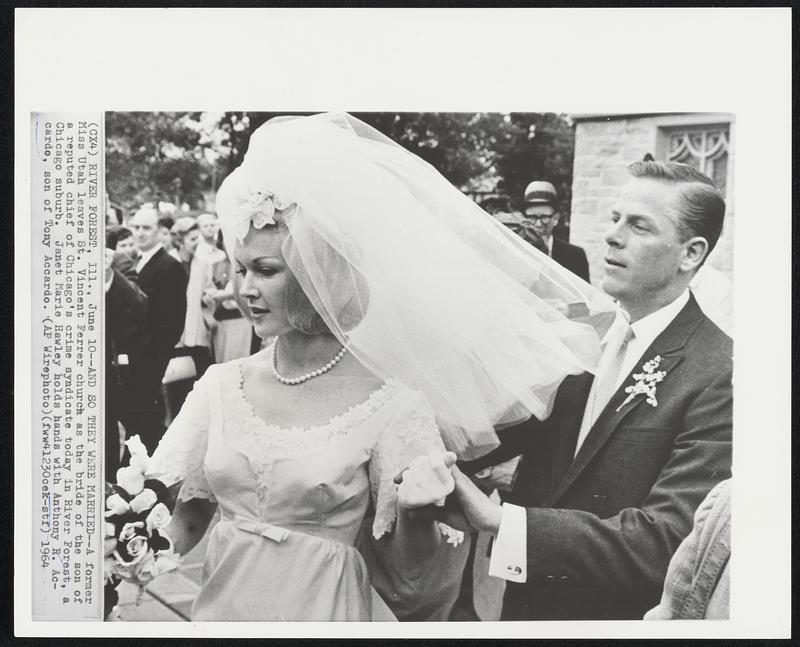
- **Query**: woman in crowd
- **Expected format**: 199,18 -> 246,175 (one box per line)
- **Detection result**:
125,113 -> 615,621
106,226 -> 138,260
165,217 -> 213,418
195,212 -> 224,262
202,230 -> 254,363
170,216 -> 202,277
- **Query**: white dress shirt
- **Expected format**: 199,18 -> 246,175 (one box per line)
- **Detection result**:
543,235 -> 553,256
488,289 -> 691,583
574,289 -> 690,457
135,243 -> 164,274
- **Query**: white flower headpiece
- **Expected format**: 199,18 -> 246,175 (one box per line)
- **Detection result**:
233,189 -> 296,242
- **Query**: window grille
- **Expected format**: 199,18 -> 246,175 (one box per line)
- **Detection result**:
665,126 -> 730,195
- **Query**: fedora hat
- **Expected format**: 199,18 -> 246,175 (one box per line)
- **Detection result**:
523,181 -> 558,205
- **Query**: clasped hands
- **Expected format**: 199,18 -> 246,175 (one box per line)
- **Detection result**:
394,450 -> 503,535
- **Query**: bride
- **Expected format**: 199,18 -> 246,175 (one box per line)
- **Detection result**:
134,113 -> 615,621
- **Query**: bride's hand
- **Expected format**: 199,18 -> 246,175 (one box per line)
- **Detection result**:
396,450 -> 457,509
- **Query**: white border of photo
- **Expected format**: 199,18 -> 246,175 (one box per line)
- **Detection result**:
15,7 -> 792,639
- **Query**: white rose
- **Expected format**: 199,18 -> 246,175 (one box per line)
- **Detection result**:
128,453 -> 150,474
116,466 -> 144,496
119,521 -> 145,543
115,535 -> 150,567
126,535 -> 149,559
104,493 -> 130,517
145,503 -> 172,533
129,488 -> 158,514
104,522 -> 117,538
124,435 -> 149,457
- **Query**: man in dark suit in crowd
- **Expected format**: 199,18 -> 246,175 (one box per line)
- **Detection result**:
104,248 -> 148,475
451,161 -> 732,620
120,205 -> 187,454
522,181 -> 590,282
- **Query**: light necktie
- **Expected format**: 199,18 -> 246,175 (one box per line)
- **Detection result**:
574,324 -> 634,458
590,325 -> 635,425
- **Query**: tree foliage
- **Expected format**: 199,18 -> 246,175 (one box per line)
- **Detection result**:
493,113 -> 576,231
105,111 -> 230,213
352,112 -> 495,188
106,111 -> 575,228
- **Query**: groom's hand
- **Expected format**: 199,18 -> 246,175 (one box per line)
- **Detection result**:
451,465 -> 503,535
394,451 -> 502,534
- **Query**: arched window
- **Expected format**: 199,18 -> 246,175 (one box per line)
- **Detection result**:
664,125 -> 730,195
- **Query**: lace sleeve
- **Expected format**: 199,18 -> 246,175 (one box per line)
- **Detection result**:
147,365 -> 218,503
368,388 -> 461,544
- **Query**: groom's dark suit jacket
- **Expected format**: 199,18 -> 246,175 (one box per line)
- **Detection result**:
465,295 -> 732,620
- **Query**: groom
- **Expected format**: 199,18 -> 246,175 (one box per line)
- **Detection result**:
457,160 -> 732,620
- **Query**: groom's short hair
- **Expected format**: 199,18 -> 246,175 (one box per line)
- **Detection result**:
627,160 -> 726,261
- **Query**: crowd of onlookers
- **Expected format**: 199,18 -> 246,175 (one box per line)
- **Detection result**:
104,204 -> 256,473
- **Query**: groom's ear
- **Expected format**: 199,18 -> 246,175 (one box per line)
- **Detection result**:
680,236 -> 708,273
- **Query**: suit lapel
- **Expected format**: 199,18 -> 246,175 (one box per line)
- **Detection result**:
138,247 -> 164,287
548,296 -> 705,505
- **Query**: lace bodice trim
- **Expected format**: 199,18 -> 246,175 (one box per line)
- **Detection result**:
221,360 -> 399,510
231,357 -> 398,440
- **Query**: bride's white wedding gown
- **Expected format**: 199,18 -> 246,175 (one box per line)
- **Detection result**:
148,354 -> 463,621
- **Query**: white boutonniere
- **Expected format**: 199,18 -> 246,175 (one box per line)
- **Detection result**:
616,355 -> 667,411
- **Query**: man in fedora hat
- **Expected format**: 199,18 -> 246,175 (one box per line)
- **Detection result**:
522,181 -> 590,282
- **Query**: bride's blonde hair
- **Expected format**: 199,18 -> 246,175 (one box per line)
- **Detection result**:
259,213 -> 368,337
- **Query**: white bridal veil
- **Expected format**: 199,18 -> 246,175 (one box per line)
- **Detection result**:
216,112 -> 617,459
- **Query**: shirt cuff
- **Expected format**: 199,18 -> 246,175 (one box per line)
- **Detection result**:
487,502 -> 527,583
104,271 -> 114,293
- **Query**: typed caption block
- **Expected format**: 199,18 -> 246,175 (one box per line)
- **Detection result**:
31,113 -> 104,621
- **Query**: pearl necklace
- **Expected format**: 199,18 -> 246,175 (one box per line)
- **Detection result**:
270,338 -> 348,385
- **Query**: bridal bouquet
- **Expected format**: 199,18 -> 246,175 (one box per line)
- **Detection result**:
104,436 -> 182,610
